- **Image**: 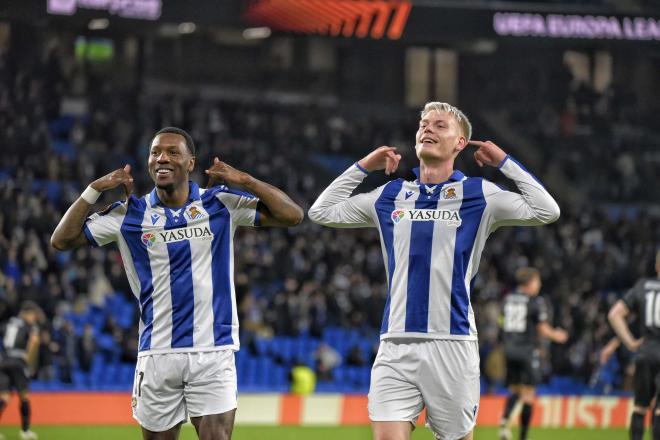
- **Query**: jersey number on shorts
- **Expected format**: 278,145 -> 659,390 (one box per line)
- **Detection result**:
645,291 -> 660,328
503,303 -> 527,333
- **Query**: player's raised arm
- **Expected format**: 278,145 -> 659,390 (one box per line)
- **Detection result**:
308,146 -> 401,228
469,140 -> 560,227
205,157 -> 303,227
51,164 -> 134,251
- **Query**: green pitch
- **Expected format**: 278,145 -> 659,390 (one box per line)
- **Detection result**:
0,425 -> 631,439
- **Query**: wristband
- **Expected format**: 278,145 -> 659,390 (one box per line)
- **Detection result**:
81,185 -> 101,204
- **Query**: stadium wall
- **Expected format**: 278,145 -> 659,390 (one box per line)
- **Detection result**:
0,394 -> 650,427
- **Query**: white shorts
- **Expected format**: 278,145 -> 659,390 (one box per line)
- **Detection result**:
368,339 -> 480,440
132,350 -> 237,432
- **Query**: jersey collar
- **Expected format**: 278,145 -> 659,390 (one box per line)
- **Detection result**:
412,168 -> 465,185
149,181 -> 201,208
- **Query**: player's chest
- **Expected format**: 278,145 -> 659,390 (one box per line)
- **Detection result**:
125,204 -> 229,251
382,184 -> 466,228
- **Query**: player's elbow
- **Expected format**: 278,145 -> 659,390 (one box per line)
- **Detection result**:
307,205 -> 324,224
607,305 -> 623,325
540,201 -> 560,224
308,205 -> 335,226
50,233 -> 73,251
286,206 -> 305,226
50,234 -> 67,251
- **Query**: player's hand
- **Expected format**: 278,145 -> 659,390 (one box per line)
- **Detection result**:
90,164 -> 134,199
553,328 -> 569,344
468,140 -> 507,168
205,157 -> 250,188
358,146 -> 402,175
599,346 -> 615,366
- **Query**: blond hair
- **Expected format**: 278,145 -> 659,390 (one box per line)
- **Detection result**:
421,102 -> 472,141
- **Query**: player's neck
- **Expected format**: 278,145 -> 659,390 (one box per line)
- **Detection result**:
156,184 -> 189,208
418,160 -> 454,184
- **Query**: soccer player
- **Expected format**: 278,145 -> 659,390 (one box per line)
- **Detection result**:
0,302 -> 42,440
308,102 -> 560,440
608,250 -> 660,440
51,127 -> 303,440
498,267 -> 568,440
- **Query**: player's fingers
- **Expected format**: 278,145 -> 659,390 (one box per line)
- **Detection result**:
467,140 -> 486,147
474,152 -> 484,167
123,164 -> 131,173
390,154 -> 401,171
214,157 -> 220,164
123,181 -> 134,199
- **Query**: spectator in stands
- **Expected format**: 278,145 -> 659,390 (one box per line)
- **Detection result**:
314,343 -> 341,382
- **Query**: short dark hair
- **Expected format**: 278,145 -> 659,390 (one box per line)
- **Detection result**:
154,127 -> 196,156
515,267 -> 540,286
20,301 -> 43,320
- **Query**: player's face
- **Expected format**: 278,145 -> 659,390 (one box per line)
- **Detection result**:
148,133 -> 195,191
415,110 -> 466,162
529,276 -> 541,295
23,311 -> 37,325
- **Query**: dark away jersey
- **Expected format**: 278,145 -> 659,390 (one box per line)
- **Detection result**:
2,317 -> 37,359
623,277 -> 660,357
502,292 -> 548,354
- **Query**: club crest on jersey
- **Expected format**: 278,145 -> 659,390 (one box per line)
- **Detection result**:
186,206 -> 204,220
141,226 -> 213,248
391,209 -> 461,226
443,187 -> 457,199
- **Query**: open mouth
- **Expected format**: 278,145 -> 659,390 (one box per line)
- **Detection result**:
421,138 -> 436,144
156,168 -> 173,177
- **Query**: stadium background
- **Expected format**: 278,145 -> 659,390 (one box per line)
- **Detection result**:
0,0 -> 659,438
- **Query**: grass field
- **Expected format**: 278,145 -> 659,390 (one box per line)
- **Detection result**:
0,425 -> 633,439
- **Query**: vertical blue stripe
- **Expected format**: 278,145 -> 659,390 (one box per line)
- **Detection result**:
202,190 -> 234,346
374,180 -> 404,334
120,197 -> 153,351
164,208 -> 195,348
450,178 -> 486,335
405,190 -> 441,332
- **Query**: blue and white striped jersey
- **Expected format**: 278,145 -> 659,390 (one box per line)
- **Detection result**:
309,156 -> 560,341
83,181 -> 260,355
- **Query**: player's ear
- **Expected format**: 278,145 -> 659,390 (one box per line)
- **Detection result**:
455,136 -> 467,153
188,156 -> 196,172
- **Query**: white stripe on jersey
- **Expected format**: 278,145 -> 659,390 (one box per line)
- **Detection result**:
427,179 -> 465,335
187,201 -> 215,348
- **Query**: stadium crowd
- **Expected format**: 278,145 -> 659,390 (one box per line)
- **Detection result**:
0,34 -> 658,394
